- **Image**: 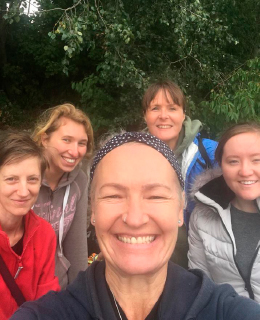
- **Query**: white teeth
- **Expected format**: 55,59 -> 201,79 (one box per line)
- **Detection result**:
118,236 -> 155,244
63,157 -> 76,163
240,181 -> 257,185
157,125 -> 171,129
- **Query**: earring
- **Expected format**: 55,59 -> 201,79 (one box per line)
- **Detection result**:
93,219 -> 95,224
178,220 -> 181,224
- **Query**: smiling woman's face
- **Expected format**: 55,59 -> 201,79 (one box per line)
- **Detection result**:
144,89 -> 185,150
42,117 -> 88,176
91,143 -> 184,276
0,157 -> 41,221
221,132 -> 260,210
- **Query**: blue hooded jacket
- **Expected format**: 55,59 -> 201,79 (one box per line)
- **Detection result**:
182,134 -> 217,227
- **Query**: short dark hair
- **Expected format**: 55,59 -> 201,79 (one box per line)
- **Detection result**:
0,130 -> 48,176
142,80 -> 187,114
215,122 -> 260,165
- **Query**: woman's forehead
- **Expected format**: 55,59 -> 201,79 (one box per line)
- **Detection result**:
94,143 -> 178,185
90,132 -> 184,189
99,142 -> 167,165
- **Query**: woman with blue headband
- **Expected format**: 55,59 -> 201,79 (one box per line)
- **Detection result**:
11,132 -> 260,320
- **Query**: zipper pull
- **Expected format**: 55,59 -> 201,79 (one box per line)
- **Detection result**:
14,264 -> 23,279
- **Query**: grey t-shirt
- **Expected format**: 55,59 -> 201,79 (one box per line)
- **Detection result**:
231,205 -> 260,281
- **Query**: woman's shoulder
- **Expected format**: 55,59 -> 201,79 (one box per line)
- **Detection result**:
70,166 -> 88,186
28,210 -> 56,238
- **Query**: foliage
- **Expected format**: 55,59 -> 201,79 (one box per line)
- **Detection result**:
199,57 -> 260,136
45,0 -> 260,133
0,0 -> 260,136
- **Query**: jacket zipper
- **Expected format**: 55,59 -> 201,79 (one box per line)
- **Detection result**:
195,198 -> 256,300
13,215 -> 40,280
247,245 -> 260,299
14,262 -> 23,279
49,189 -> 53,223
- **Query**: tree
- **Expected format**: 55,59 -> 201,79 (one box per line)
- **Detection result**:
199,57 -> 260,135
46,0 -> 260,132
1,0 -> 259,135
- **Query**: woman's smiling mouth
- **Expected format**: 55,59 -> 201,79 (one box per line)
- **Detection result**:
118,236 -> 155,244
62,156 -> 76,164
157,125 -> 172,129
239,180 -> 257,185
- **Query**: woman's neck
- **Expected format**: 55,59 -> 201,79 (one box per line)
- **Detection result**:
168,138 -> 178,151
106,264 -> 167,320
0,212 -> 24,246
44,166 -> 64,191
231,197 -> 258,213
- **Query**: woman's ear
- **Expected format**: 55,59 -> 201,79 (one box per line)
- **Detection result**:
41,133 -> 49,148
143,111 -> 147,123
91,213 -> 96,226
178,191 -> 185,225
182,191 -> 186,209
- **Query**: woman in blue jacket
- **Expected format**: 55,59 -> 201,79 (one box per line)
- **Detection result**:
143,80 -> 217,267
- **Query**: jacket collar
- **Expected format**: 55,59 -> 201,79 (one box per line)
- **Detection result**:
67,261 -> 218,320
0,210 -> 40,254
192,168 -> 235,209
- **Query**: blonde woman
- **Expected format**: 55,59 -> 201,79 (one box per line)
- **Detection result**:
32,104 -> 94,288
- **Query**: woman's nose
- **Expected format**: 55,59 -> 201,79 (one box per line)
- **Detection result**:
68,143 -> 79,157
125,198 -> 149,227
159,108 -> 169,119
239,162 -> 253,176
17,182 -> 30,197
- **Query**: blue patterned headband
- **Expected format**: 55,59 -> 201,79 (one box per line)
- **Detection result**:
90,132 -> 184,190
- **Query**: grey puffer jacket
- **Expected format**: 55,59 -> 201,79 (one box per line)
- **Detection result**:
188,168 -> 260,303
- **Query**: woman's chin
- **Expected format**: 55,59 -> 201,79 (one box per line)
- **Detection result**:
105,250 -> 168,277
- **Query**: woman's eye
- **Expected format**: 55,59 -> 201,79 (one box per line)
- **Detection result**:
6,177 -> 15,182
253,159 -> 260,163
151,106 -> 159,111
103,194 -> 122,199
79,142 -> 87,147
62,138 -> 70,143
228,160 -> 238,164
148,195 -> 165,200
29,177 -> 40,182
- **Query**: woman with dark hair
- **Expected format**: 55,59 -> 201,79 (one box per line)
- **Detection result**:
0,131 -> 59,320
188,122 -> 260,302
143,80 -> 217,267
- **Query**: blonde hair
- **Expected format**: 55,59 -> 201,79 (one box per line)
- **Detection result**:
32,103 -> 94,158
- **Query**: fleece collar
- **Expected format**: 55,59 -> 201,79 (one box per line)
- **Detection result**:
174,116 -> 202,157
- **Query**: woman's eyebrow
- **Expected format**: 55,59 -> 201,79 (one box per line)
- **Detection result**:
142,183 -> 172,191
99,183 -> 127,192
